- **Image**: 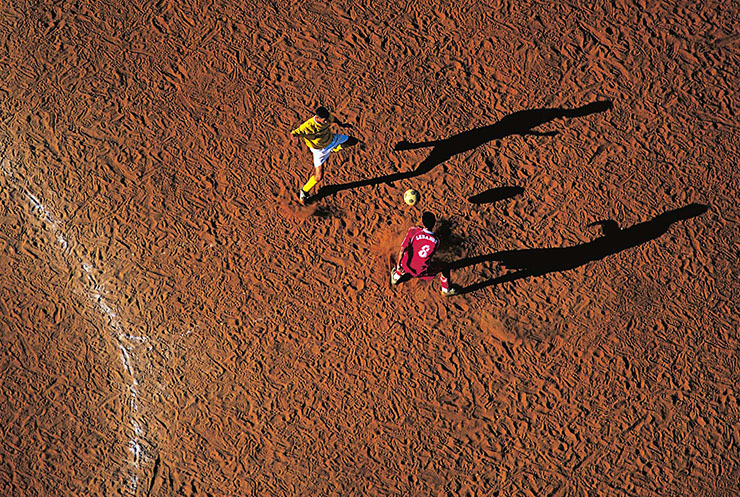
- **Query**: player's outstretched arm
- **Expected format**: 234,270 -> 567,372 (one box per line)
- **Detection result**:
396,244 -> 410,269
292,130 -> 318,138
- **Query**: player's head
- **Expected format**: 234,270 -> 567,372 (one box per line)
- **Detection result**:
315,106 -> 330,122
422,211 -> 436,230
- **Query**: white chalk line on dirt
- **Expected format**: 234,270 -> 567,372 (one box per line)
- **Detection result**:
1,157 -> 149,495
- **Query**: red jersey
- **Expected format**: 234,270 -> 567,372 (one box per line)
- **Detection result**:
399,227 -> 439,276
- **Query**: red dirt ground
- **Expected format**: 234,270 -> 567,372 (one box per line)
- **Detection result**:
1,1 -> 739,496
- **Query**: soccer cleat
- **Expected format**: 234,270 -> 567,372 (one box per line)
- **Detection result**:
298,189 -> 308,205
441,286 -> 458,296
391,267 -> 402,285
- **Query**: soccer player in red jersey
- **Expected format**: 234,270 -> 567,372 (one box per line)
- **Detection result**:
391,211 -> 457,295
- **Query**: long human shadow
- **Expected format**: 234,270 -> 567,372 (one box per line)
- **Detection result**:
450,203 -> 709,295
309,100 -> 613,203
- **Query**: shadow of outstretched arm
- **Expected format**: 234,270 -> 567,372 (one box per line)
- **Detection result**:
394,139 -> 441,151
468,186 -> 525,205
452,203 -> 709,295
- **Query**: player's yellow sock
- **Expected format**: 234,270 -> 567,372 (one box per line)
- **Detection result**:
302,176 -> 317,192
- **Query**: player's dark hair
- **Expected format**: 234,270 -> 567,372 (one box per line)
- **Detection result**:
315,106 -> 330,119
422,212 -> 436,230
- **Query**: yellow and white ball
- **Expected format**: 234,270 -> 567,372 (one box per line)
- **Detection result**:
403,189 -> 420,206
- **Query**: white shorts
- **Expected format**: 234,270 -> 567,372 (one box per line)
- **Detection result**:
311,134 -> 349,168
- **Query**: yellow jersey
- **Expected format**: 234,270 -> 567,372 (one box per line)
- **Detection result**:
291,117 -> 333,149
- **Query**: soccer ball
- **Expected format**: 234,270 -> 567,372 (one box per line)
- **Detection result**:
404,189 -> 420,206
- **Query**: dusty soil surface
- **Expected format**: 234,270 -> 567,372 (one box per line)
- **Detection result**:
1,0 -> 739,495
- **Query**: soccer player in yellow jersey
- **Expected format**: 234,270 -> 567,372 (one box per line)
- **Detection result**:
291,106 -> 355,204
